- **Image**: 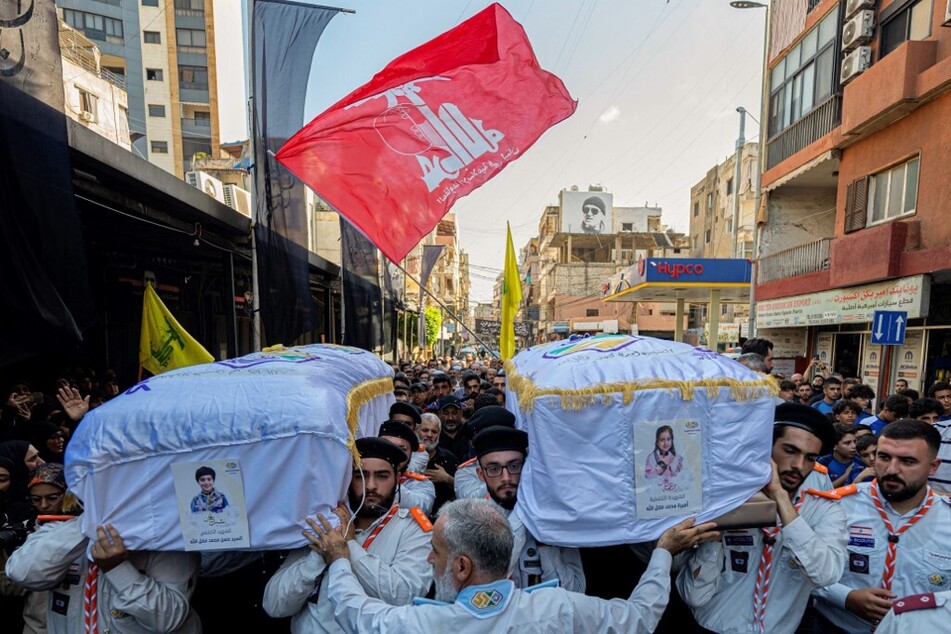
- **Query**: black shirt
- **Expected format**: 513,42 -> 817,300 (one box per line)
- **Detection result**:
427,447 -> 458,515
438,430 -> 470,465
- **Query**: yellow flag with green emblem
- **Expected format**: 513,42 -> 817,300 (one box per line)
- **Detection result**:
139,284 -> 214,375
501,222 -> 523,360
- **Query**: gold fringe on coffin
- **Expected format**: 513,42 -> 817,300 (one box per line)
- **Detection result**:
503,360 -> 779,413
345,377 -> 395,464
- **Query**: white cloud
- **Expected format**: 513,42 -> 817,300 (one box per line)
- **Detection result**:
599,105 -> 621,123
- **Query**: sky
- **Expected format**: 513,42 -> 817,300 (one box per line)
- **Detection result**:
215,0 -> 767,304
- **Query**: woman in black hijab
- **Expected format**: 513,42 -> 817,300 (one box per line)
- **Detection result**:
0,441 -> 44,524
29,422 -> 66,465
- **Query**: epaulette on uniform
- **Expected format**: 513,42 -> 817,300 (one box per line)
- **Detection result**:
804,488 -> 840,500
893,593 -> 937,614
409,507 -> 433,532
831,484 -> 859,498
813,463 -> 829,475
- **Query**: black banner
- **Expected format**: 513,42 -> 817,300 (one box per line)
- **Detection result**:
340,220 -> 384,352
252,1 -> 340,345
475,319 -> 530,338
0,0 -> 95,366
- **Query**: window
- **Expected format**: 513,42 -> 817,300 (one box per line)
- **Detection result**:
693,201 -> 699,217
151,141 -> 169,154
726,218 -> 733,234
146,68 -> 163,81
174,0 -> 204,11
148,104 -> 166,117
768,5 -> 839,138
194,111 -> 211,126
62,9 -> 123,41
868,157 -> 919,225
706,193 -> 713,211
586,309 -> 599,317
621,222 -> 633,231
179,65 -> 208,90
880,0 -> 933,58
176,28 -> 206,48
705,229 -> 711,243
78,89 -> 97,122
142,0 -> 159,5
726,179 -> 733,195
143,31 -> 161,44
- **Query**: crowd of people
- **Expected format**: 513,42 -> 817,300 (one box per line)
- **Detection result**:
1,344 -> 950,632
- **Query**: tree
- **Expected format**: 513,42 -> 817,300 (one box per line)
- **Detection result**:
424,305 -> 442,347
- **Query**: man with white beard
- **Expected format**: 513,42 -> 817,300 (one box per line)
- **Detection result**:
417,413 -> 458,514
306,498 -> 718,633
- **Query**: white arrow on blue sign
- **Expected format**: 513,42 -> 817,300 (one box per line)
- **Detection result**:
871,310 -> 907,346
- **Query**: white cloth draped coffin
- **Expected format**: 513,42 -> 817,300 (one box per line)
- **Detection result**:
64,345 -> 394,551
506,335 -> 776,547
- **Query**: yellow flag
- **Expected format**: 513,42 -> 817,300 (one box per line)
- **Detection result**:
501,222 -> 523,360
139,284 -> 214,375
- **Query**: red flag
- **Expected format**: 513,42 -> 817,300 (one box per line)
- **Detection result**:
276,3 -> 577,263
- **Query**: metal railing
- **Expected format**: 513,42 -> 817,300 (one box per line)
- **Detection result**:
766,95 -> 841,170
757,238 -> 832,284
62,48 -> 126,90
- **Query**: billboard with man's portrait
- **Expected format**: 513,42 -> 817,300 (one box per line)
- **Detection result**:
561,191 -> 614,234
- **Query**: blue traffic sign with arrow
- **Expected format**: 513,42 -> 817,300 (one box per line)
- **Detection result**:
871,310 -> 907,346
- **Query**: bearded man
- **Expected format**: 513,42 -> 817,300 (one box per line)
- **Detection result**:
263,438 -> 433,633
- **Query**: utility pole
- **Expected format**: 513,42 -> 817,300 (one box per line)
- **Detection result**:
731,107 -> 747,259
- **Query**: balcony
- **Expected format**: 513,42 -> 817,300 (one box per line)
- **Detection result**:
179,87 -> 209,104
766,95 -> 841,170
757,238 -> 831,284
841,40 -> 938,139
180,116 -> 211,138
62,47 -> 126,90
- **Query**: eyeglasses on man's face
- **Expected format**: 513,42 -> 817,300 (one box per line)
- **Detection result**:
481,460 -> 524,478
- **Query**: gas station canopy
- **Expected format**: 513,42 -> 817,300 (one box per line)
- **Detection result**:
601,257 -> 752,304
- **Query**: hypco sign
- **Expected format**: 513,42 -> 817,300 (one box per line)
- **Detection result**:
656,261 -> 704,279
601,257 -> 750,298
756,275 -> 930,328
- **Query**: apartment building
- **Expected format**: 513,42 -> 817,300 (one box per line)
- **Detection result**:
60,20 -> 131,150
505,186 -> 690,342
59,0 -> 220,176
689,142 -> 759,260
754,0 -> 951,392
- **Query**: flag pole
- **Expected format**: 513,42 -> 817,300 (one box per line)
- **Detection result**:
388,258 -> 500,359
301,188 -> 501,359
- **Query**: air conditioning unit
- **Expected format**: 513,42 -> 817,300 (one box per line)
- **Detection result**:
185,171 -> 226,203
845,0 -> 875,20
80,111 -> 95,122
842,10 -> 875,51
222,184 -> 252,217
840,46 -> 872,84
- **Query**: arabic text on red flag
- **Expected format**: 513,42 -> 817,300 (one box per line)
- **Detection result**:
276,2 -> 577,262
